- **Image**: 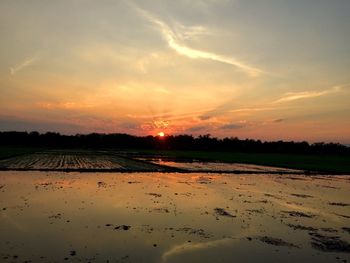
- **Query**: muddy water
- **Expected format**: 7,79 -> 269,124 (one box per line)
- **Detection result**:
0,172 -> 349,262
144,159 -> 302,173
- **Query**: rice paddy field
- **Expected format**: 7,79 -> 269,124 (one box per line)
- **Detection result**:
0,151 -> 168,172
0,150 -> 349,262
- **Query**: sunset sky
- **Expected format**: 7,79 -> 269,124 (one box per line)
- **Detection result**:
0,0 -> 349,143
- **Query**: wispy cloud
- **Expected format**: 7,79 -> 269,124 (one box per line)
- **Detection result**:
228,106 -> 277,114
125,84 -> 345,133
127,107 -> 214,121
36,101 -> 95,110
220,123 -> 244,130
199,105 -> 278,120
172,22 -> 209,41
274,86 -> 342,103
186,125 -> 209,133
199,85 -> 344,120
132,4 -> 263,77
10,55 -> 39,75
273,118 -> 284,123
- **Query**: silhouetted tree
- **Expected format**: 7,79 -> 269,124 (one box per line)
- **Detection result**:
0,131 -> 348,155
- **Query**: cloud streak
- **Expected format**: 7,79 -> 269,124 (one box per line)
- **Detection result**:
125,84 -> 344,133
36,101 -> 95,110
220,123 -> 244,129
199,85 -> 344,120
274,86 -> 342,103
10,55 -> 39,75
133,4 -> 263,77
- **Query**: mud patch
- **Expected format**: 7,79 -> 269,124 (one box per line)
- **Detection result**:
175,227 -> 213,239
317,185 -> 339,189
246,209 -> 265,214
105,224 -> 131,231
335,213 -> 350,219
286,223 -> 318,231
114,225 -> 131,231
342,227 -> 350,234
290,193 -> 313,198
284,177 -> 308,181
309,232 -> 350,253
214,208 -> 236,218
255,236 -> 299,248
153,208 -> 169,213
48,213 -> 62,219
281,210 -> 315,218
320,227 -> 338,233
264,193 -> 282,199
328,202 -> 350,207
97,181 -> 107,188
146,193 -> 162,198
195,176 -> 212,184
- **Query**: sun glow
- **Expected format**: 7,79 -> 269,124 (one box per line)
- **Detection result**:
157,131 -> 165,137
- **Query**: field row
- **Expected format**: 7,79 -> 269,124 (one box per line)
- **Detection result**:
0,151 -> 168,171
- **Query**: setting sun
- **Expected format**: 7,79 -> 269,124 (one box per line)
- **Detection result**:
157,132 -> 165,137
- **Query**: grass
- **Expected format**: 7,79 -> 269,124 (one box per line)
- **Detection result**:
130,149 -> 350,174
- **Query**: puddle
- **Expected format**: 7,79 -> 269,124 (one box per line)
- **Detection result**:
142,158 -> 303,173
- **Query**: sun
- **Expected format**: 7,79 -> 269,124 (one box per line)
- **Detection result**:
157,131 -> 165,137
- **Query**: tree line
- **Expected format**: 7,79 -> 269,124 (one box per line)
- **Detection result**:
0,131 -> 348,155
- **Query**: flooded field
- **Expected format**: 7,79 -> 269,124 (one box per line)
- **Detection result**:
1,171 -> 349,262
0,151 -> 305,174
139,157 -> 302,173
0,151 -> 168,172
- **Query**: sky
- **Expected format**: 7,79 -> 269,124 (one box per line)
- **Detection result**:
0,0 -> 349,143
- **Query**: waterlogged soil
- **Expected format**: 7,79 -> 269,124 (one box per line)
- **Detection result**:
139,158 -> 303,174
0,171 -> 349,262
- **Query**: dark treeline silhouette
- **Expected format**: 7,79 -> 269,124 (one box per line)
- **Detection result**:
0,131 -> 349,155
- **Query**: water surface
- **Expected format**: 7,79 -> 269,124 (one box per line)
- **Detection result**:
0,171 -> 349,262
